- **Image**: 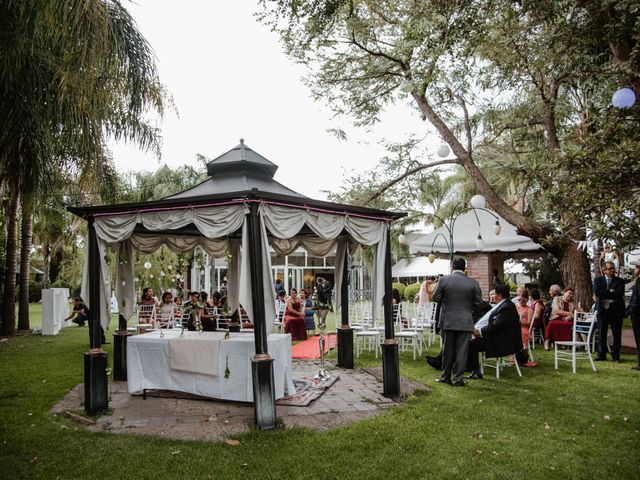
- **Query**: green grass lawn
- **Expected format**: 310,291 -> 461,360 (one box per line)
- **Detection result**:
1,304 -> 638,479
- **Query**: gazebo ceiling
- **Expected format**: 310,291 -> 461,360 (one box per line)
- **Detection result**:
68,139 -> 405,222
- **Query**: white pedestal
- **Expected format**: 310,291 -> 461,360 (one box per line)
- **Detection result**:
41,288 -> 70,335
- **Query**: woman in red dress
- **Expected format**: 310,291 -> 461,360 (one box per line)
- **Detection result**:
283,288 -> 307,341
544,287 -> 581,349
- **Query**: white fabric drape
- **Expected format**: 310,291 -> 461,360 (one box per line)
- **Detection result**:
334,238 -> 348,322
259,203 -> 389,323
238,217 -> 275,332
115,241 -> 135,321
228,238 -> 241,313
93,204 -> 248,244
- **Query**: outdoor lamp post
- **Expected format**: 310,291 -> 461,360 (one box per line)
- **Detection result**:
425,194 -> 502,263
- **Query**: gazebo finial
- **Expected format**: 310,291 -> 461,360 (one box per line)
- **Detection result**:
239,138 -> 244,144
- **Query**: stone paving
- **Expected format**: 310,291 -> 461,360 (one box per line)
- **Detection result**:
52,360 -> 428,442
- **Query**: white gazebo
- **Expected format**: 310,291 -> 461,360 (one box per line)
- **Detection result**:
69,139 -> 405,428
391,257 -> 449,280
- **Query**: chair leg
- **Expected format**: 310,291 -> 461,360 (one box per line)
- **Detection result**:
572,346 -> 577,374
479,352 -> 484,376
514,359 -> 522,377
496,357 -> 501,379
554,345 -> 559,370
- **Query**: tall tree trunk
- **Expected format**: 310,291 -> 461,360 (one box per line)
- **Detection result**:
558,243 -> 593,309
1,187 -> 20,336
18,195 -> 34,331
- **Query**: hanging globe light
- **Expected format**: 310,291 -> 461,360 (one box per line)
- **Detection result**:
428,252 -> 436,263
470,194 -> 486,209
143,262 -> 152,270
398,234 -> 407,245
612,87 -> 636,108
494,221 -> 502,235
436,144 -> 450,158
475,234 -> 485,250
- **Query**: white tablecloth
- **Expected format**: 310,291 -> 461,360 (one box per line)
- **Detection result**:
127,330 -> 296,402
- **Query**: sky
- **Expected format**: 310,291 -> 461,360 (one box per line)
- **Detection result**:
109,1 -> 434,201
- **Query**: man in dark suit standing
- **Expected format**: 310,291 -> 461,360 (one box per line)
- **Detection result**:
593,261 -> 626,362
432,257 -> 482,386
626,260 -> 640,370
466,285 -> 522,379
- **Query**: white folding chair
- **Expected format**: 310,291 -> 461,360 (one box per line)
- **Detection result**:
395,304 -> 422,360
355,311 -> 382,358
480,353 -> 522,379
554,311 -> 597,373
137,304 -> 156,325
273,301 -> 286,333
156,307 -> 175,329
529,315 -> 545,350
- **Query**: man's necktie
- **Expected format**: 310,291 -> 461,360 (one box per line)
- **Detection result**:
606,277 -> 611,289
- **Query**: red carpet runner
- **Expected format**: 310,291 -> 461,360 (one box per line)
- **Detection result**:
291,333 -> 337,359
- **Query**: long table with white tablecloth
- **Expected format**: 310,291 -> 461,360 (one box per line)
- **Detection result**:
127,330 -> 296,402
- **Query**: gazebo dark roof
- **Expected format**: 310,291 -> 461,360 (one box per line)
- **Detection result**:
167,140 -> 305,200
68,139 -> 405,221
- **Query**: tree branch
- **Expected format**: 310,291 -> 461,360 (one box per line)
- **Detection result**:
364,159 -> 461,203
456,94 -> 472,155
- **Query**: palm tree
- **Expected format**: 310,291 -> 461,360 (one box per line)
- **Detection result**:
0,0 -> 168,335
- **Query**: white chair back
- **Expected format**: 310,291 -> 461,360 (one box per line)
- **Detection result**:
137,304 -> 156,324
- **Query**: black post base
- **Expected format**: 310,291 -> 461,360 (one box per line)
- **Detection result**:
84,351 -> 109,414
337,326 -> 354,369
113,331 -> 132,381
251,355 -> 277,430
381,340 -> 400,397
118,314 -> 127,331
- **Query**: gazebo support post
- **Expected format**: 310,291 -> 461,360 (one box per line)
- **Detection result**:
337,254 -> 354,368
247,201 -> 277,430
84,219 -> 108,414
381,227 -> 400,397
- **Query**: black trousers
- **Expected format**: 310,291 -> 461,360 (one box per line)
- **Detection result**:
631,315 -> 640,365
597,313 -> 623,359
441,330 -> 472,383
467,336 -> 488,373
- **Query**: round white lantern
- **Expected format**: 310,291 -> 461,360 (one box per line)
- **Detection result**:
475,235 -> 485,250
428,253 -> 436,264
143,262 -> 152,270
398,234 -> 407,245
612,88 -> 636,108
436,144 -> 450,158
470,194 -> 486,209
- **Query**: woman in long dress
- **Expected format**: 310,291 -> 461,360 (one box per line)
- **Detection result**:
544,287 -> 581,349
516,290 -> 533,347
283,288 -> 307,341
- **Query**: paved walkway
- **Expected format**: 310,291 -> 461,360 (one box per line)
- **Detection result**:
52,360 -> 427,442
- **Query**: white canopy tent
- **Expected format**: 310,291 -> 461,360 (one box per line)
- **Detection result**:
391,257 -> 449,278
409,209 -> 543,256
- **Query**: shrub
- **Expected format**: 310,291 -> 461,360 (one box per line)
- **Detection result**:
392,282 -> 406,300
404,282 -> 421,302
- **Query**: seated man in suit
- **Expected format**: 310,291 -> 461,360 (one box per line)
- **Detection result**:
466,285 -> 522,380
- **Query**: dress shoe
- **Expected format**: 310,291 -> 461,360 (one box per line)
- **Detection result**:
426,356 -> 443,371
594,357 -> 606,362
452,380 -> 466,387
436,378 -> 452,385
466,371 -> 483,380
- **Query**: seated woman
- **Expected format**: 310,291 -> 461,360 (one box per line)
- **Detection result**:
516,289 -> 533,347
283,288 -> 307,341
544,287 -> 581,350
139,287 -> 159,324
299,288 -> 315,335
530,288 -> 545,334
157,291 -> 178,328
